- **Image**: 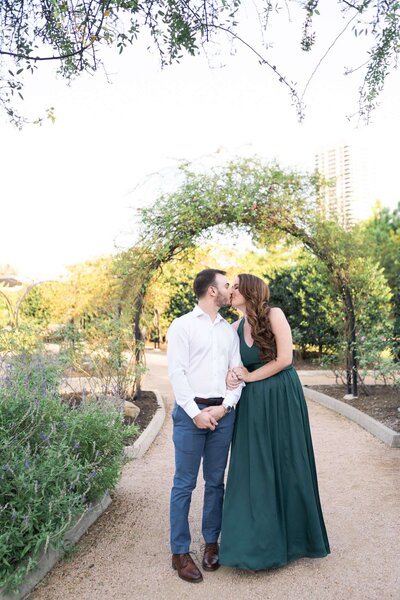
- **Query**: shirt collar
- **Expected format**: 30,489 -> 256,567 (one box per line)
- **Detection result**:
193,305 -> 224,323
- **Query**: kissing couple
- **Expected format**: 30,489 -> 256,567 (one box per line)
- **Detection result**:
167,268 -> 330,582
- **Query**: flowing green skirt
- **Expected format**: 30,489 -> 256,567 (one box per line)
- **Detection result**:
219,366 -> 330,570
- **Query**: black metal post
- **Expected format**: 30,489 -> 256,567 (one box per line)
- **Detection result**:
134,291 -> 145,401
343,284 -> 358,398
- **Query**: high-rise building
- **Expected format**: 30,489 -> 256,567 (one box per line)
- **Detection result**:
314,144 -> 374,229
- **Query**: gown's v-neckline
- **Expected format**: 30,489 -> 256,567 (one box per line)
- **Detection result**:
240,318 -> 254,349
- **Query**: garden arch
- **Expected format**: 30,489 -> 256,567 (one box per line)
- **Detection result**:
0,281 -> 60,328
124,158 -> 365,397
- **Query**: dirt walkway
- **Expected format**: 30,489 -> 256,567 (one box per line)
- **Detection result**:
31,350 -> 400,600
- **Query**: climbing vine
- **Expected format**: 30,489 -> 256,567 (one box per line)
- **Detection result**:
121,157 -> 389,397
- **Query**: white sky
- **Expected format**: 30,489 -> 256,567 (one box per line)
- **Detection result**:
1,1 -> 399,280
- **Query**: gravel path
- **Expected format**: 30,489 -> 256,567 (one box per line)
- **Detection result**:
31,350 -> 400,600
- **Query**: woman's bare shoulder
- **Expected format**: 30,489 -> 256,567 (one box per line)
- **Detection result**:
269,307 -> 288,322
269,306 -> 284,316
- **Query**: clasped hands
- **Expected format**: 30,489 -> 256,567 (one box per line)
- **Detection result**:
193,406 -> 225,430
227,366 -> 249,387
192,365 -> 249,431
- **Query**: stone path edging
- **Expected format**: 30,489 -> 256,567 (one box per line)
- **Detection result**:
304,387 -> 400,448
124,389 -> 165,460
0,493 -> 112,600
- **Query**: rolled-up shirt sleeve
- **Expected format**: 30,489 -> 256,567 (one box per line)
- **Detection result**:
167,319 -> 201,419
223,328 -> 244,409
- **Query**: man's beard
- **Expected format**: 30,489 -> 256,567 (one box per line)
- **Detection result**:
215,292 -> 230,308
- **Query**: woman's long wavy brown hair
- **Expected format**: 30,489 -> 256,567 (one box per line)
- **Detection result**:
238,273 -> 276,362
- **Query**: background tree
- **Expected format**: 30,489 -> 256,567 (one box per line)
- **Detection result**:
145,243 -> 300,336
18,285 -> 52,326
0,280 -> 58,328
46,256 -> 120,327
1,1 -> 399,125
360,202 -> 400,358
268,254 -> 340,358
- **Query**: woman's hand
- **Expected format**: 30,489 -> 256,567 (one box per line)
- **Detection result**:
226,368 -> 241,389
232,366 -> 250,382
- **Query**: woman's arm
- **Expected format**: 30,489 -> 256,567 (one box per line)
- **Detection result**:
234,308 -> 293,383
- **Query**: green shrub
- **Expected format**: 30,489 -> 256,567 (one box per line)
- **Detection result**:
0,323 -> 45,355
0,355 -> 126,593
357,335 -> 400,387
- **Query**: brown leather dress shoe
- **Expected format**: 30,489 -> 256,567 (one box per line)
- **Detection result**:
172,553 -> 203,583
202,542 -> 220,571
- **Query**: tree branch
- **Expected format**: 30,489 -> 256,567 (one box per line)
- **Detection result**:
301,8 -> 360,101
0,0 -> 112,64
207,24 -> 304,118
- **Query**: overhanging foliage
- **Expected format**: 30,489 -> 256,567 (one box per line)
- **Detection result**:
1,1 -> 399,125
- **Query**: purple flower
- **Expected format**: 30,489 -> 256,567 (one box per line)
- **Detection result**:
73,440 -> 80,449
24,459 -> 32,469
39,432 -> 49,443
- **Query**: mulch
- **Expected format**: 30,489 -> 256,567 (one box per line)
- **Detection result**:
124,390 -> 159,443
310,384 -> 400,433
129,390 -> 159,432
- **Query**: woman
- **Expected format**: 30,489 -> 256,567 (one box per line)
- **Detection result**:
219,274 -> 330,571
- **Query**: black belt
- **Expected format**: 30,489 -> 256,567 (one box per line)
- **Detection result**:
194,396 -> 224,406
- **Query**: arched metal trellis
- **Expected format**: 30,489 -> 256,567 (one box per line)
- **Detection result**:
125,158 -> 365,397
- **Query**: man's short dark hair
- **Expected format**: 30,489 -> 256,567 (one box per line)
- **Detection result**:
193,269 -> 226,299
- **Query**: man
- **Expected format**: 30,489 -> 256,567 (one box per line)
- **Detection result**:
167,268 -> 243,584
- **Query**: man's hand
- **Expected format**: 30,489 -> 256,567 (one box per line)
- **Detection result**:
202,405 -> 226,422
193,411 -> 218,430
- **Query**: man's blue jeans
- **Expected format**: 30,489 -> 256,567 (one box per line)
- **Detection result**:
170,403 -> 235,554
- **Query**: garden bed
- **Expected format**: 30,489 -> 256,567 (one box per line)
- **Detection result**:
0,494 -> 111,600
0,382 -> 162,599
0,356 -> 130,595
124,390 -> 159,444
310,385 -> 400,433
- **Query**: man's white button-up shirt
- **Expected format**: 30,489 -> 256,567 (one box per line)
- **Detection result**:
167,305 -> 243,418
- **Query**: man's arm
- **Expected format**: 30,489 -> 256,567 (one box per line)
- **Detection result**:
203,328 -> 243,422
167,319 -> 218,430
223,328 -> 244,409
167,319 -> 201,419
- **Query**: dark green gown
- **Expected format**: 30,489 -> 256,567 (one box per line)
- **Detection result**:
219,319 -> 330,570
